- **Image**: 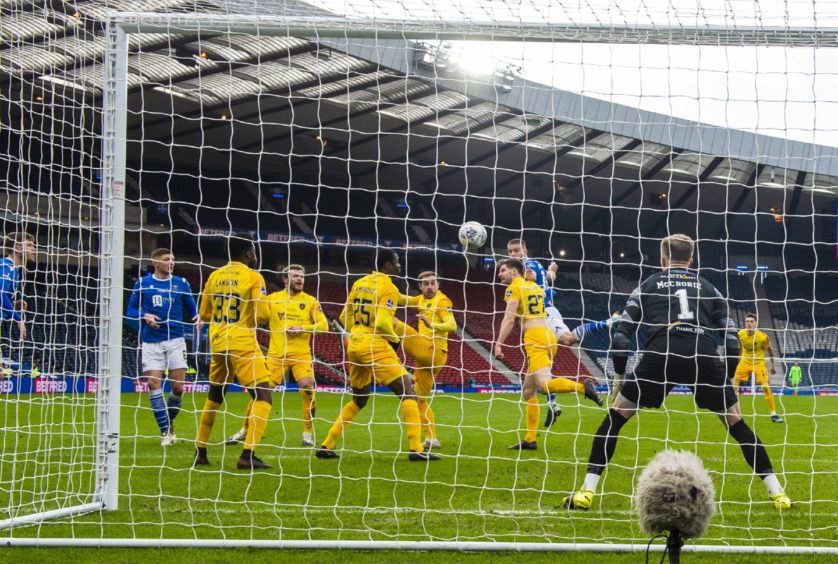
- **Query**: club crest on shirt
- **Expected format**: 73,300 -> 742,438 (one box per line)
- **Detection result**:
299,303 -> 305,310
505,290 -> 513,297
386,299 -> 394,308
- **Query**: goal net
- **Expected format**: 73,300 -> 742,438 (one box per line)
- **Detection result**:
0,0 -> 836,553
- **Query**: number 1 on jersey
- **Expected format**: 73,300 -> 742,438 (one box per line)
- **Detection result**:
674,288 -> 695,320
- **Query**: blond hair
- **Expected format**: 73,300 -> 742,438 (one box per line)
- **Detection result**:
282,264 -> 305,276
417,271 -> 436,280
660,234 -> 694,264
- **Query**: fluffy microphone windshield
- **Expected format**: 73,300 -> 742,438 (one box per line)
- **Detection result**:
635,450 -> 716,539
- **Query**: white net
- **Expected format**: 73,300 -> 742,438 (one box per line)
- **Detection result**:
1,0 -> 837,553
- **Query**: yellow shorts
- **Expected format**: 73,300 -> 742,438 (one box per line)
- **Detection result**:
267,355 -> 314,385
523,326 -> 557,373
347,336 -> 407,389
734,364 -> 769,386
208,349 -> 270,388
402,334 -> 447,373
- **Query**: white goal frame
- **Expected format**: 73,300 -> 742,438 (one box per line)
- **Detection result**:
2,10 -> 835,554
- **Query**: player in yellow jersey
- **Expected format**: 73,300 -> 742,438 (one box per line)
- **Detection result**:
193,236 -> 273,470
316,249 -> 440,462
493,259 -> 603,450
395,271 -> 457,450
734,313 -> 782,423
225,264 -> 328,447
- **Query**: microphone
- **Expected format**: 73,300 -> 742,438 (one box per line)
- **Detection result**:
635,450 -> 716,563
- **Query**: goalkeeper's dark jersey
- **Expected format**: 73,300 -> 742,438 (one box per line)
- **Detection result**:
614,267 -> 738,353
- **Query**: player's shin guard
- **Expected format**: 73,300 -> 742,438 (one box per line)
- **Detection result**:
166,392 -> 183,425
196,399 -> 222,448
587,409 -> 629,475
418,399 -> 436,439
544,377 -> 583,395
762,385 -> 777,413
244,400 -> 271,451
525,397 -> 539,443
302,388 -> 315,433
402,399 -> 423,452
727,420 -> 773,477
148,388 -> 169,435
322,401 -> 360,449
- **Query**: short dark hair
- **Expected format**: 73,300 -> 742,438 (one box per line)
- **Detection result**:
228,235 -> 254,260
151,248 -> 172,259
375,248 -> 398,271
498,258 -> 524,275
5,231 -> 34,252
745,312 -> 757,321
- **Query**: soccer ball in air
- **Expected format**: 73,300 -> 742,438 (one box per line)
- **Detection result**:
458,221 -> 487,250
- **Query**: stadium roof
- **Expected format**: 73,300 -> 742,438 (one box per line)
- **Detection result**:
1,0 -> 836,261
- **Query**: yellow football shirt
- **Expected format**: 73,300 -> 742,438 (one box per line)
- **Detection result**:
267,289 -> 328,357
199,261 -> 268,353
738,329 -> 770,367
340,271 -> 400,343
405,291 -> 456,352
504,276 -> 546,319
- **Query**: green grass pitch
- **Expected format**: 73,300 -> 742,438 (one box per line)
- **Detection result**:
1,390 -> 835,552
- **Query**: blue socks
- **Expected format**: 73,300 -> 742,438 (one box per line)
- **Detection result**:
148,388 -> 169,435
572,319 -> 609,342
167,392 -> 183,427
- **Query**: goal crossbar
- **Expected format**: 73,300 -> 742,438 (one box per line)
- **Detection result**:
110,12 -> 838,46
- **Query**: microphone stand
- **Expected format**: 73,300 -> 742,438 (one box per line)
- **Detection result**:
666,529 -> 684,564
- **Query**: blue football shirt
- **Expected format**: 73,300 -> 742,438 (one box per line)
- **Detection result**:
0,257 -> 22,322
126,274 -> 198,343
524,258 -> 555,309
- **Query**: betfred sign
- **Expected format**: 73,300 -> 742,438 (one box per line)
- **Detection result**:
34,379 -> 68,394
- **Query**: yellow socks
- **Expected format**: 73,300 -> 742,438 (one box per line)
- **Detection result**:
418,399 -> 436,440
544,377 -> 583,394
240,398 -> 254,433
196,399 -> 222,448
302,388 -> 316,433
322,401 -> 360,449
763,385 -> 777,413
525,397 -> 539,443
402,399 -> 423,452
244,400 -> 272,451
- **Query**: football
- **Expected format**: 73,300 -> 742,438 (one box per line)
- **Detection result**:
458,221 -> 488,250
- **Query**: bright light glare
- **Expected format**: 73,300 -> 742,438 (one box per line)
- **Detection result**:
448,45 -> 498,77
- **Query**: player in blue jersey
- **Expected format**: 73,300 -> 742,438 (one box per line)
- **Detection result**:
127,248 -> 201,446
1,232 -> 35,352
507,239 -> 617,425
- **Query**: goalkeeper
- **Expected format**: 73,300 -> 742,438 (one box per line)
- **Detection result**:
788,362 -> 803,395
565,234 -> 791,511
